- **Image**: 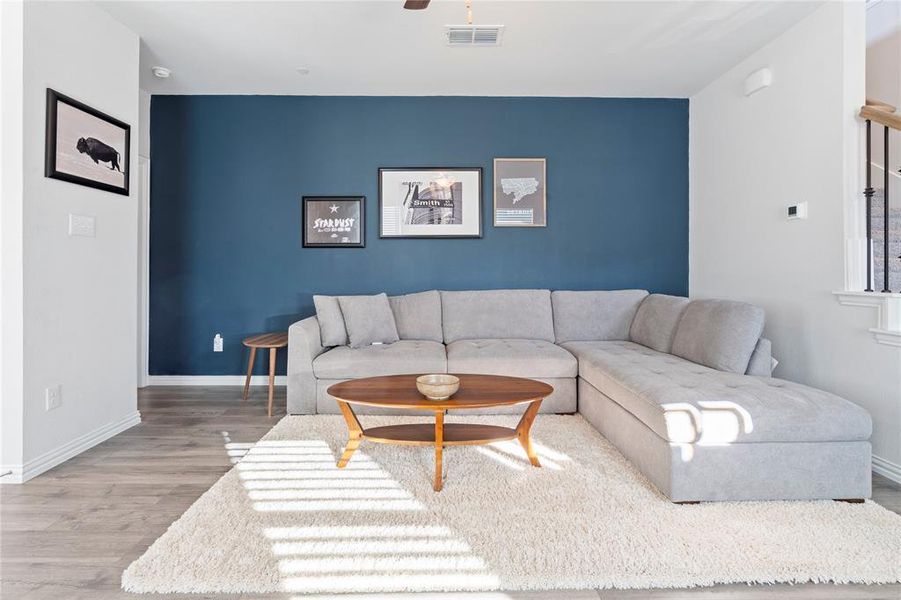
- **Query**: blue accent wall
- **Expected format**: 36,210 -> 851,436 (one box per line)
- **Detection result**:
150,96 -> 688,375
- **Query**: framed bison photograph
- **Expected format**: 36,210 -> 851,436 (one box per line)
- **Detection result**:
45,88 -> 130,196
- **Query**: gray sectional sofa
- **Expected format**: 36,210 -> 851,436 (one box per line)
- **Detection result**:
287,289 -> 872,502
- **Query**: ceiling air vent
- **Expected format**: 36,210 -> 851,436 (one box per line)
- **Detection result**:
445,25 -> 504,47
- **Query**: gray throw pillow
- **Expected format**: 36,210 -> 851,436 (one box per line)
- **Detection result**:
388,290 -> 443,342
629,294 -> 690,353
338,293 -> 400,349
671,299 -> 765,374
313,295 -> 348,347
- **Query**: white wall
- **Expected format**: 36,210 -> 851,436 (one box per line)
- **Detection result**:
1,1 -> 141,482
139,89 -> 150,158
0,0 -> 26,480
867,0 -> 900,106
866,0 -> 900,176
690,2 -> 901,478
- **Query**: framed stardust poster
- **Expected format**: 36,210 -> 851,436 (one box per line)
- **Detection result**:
302,196 -> 365,248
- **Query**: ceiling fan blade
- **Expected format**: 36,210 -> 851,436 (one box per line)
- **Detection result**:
403,0 -> 430,9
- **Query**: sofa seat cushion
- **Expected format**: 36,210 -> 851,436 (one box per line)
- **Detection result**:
562,341 -> 871,445
313,340 -> 446,379
446,339 -> 577,378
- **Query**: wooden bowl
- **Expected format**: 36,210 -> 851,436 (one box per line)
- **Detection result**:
416,374 -> 460,400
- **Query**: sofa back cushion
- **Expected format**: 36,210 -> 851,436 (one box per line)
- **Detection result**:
671,299 -> 765,374
629,294 -> 690,353
440,289 -> 554,343
313,295 -> 348,347
338,293 -> 400,348
552,290 -> 649,343
745,337 -> 774,377
389,290 -> 443,342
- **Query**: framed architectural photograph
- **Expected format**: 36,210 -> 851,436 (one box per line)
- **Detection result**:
302,196 -> 365,248
493,158 -> 547,227
379,167 -> 482,238
45,88 -> 130,196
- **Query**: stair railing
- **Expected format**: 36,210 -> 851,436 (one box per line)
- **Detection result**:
860,99 -> 901,293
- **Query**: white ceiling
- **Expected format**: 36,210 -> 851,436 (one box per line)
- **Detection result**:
97,0 -> 822,97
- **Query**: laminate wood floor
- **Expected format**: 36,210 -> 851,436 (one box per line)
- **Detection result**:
2,386 -> 899,600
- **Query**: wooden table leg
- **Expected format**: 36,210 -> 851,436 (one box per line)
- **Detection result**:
434,410 -> 444,491
242,347 -> 256,402
267,348 -> 277,417
515,400 -> 543,467
336,400 -> 363,468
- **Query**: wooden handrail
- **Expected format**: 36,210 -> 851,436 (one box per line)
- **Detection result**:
861,104 -> 901,132
866,98 -> 897,113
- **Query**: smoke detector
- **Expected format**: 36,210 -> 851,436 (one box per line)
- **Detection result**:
151,66 -> 171,79
445,25 -> 504,47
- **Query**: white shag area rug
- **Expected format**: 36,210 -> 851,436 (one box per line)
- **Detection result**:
122,415 -> 901,594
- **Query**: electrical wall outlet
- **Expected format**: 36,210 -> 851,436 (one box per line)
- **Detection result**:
213,333 -> 224,352
45,385 -> 62,411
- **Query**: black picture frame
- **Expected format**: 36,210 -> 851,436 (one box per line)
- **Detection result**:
45,88 -> 131,196
378,167 -> 483,239
302,196 -> 366,248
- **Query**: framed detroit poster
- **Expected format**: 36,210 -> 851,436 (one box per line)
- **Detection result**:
493,158 -> 546,227
302,196 -> 365,248
379,167 -> 482,238
45,88 -> 131,196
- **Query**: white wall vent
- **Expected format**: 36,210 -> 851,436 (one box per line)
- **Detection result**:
445,25 -> 504,47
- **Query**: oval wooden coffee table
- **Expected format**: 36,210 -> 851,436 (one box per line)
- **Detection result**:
327,374 -> 554,491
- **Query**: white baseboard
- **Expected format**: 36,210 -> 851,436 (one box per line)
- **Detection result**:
145,375 -> 286,387
873,454 -> 901,485
0,411 -> 142,484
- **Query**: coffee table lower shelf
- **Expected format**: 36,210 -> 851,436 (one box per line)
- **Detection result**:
363,423 -> 516,445
334,398 -> 543,491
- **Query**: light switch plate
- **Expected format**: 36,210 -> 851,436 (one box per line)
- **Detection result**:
68,214 -> 95,237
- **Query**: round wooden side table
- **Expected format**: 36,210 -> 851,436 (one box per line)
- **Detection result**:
242,332 -> 288,417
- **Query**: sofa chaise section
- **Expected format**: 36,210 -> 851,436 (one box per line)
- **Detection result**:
577,378 -> 872,502
569,295 -> 872,502
565,340 -> 872,446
